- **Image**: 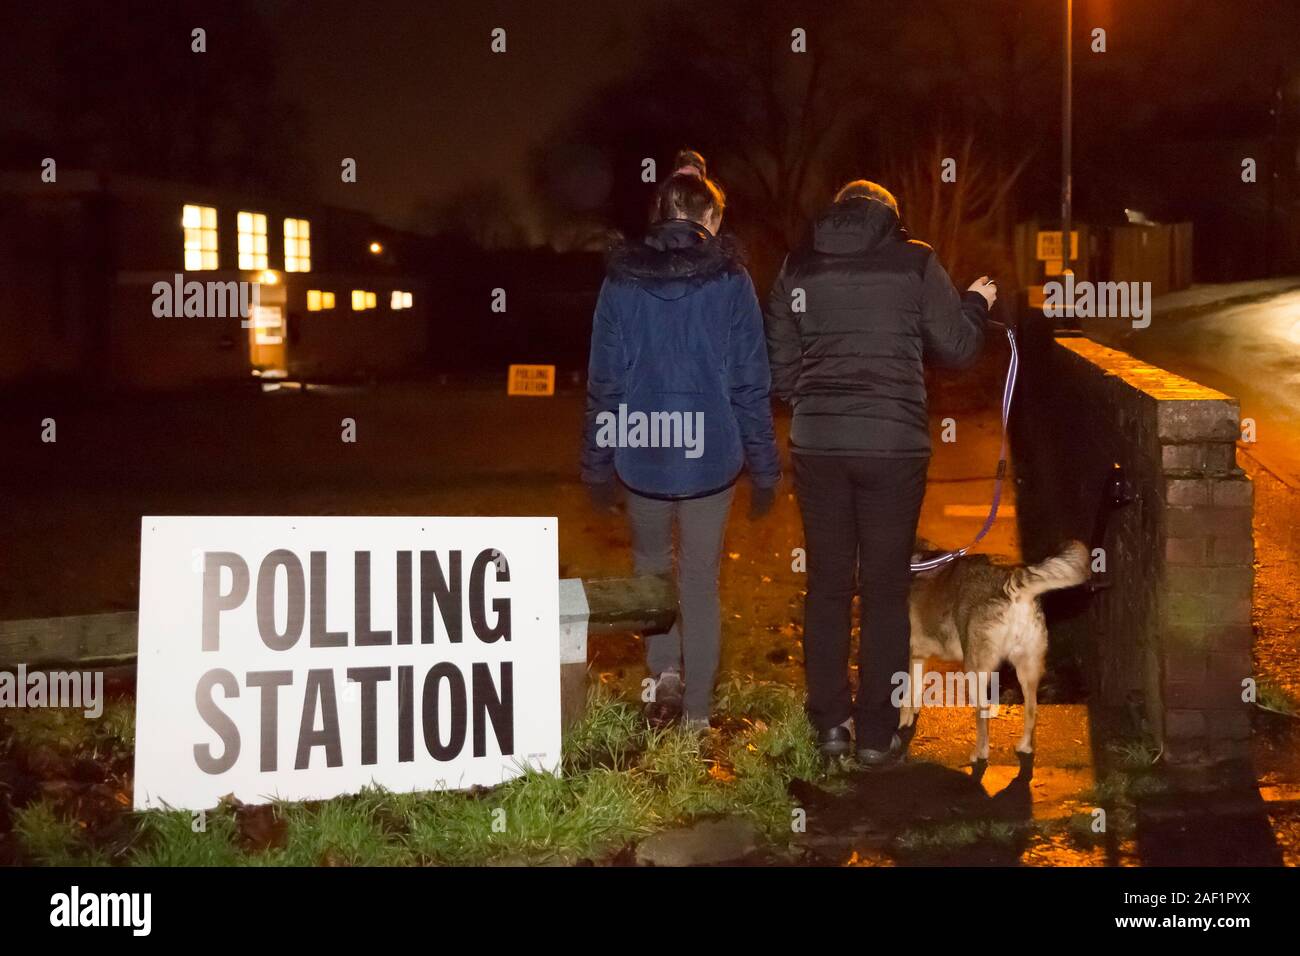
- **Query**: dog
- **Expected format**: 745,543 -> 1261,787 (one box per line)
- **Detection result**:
901,540 -> 1090,764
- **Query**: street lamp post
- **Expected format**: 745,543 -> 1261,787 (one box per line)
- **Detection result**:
1267,67 -> 1284,275
1061,0 -> 1076,329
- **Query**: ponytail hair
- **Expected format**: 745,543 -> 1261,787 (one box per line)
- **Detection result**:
671,148 -> 707,179
655,150 -> 725,225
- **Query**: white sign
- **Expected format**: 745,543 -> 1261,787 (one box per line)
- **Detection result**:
133,516 -> 560,810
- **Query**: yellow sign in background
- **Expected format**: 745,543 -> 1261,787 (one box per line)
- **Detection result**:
507,364 -> 556,396
1035,230 -> 1079,261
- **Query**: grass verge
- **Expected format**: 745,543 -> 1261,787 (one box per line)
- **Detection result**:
3,677 -> 836,866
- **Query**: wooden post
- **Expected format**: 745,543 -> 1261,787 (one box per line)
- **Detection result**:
0,611 -> 138,669
558,573 -> 676,732
558,578 -> 590,731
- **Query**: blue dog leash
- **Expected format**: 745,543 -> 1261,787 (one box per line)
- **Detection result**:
909,321 -> 1019,574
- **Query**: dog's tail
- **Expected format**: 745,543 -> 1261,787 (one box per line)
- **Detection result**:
1006,540 -> 1090,601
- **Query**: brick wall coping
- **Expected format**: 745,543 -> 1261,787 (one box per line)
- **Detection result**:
1057,337 -> 1230,403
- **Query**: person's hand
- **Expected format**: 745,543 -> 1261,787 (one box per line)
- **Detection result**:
968,275 -> 998,309
586,479 -> 621,512
749,484 -> 776,520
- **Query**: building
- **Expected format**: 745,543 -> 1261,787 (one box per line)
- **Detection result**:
0,170 -> 428,390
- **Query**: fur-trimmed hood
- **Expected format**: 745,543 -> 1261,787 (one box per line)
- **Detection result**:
581,218 -> 780,499
605,219 -> 744,300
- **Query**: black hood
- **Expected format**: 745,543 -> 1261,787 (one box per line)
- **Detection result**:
811,197 -> 904,255
606,219 -> 743,299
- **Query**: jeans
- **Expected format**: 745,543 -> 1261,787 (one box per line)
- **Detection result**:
793,453 -> 928,750
625,485 -> 735,720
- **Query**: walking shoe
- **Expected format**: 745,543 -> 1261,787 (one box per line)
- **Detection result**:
681,716 -> 711,736
816,720 -> 853,757
644,670 -> 684,728
856,734 -> 903,769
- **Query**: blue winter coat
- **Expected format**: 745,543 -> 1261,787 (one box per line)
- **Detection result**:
581,219 -> 782,499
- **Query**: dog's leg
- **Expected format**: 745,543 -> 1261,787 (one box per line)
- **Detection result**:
896,656 -> 924,755
965,648 -> 996,765
1013,654 -> 1043,756
897,657 -> 923,730
972,704 -> 991,764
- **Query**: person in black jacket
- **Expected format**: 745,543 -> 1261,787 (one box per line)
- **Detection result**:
765,180 -> 997,762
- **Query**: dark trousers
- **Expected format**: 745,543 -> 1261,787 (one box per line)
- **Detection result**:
793,453 -> 928,750
625,485 -> 735,720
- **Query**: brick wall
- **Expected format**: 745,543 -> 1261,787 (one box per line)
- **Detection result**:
1013,330 -> 1253,766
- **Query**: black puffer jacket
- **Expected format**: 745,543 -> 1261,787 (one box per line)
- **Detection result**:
765,197 -> 988,457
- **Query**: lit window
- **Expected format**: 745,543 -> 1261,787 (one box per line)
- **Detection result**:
237,212 -> 268,269
306,290 -> 336,312
402,292 -> 413,309
352,290 -> 369,311
366,291 -> 376,309
284,217 -> 312,272
183,204 -> 218,270
391,291 -> 415,310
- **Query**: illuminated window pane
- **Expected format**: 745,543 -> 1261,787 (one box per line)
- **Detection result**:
391,291 -> 402,310
321,292 -> 335,309
352,290 -> 366,310
238,211 -> 268,269
284,218 -> 312,272
402,292 -> 413,309
366,291 -> 376,309
307,290 -> 322,312
182,204 -> 218,270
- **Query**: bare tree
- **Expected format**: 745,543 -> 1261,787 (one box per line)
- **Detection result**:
411,182 -> 527,249
645,1 -> 886,257
889,134 -> 1034,282
540,0 -> 1062,284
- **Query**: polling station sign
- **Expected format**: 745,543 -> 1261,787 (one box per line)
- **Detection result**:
507,364 -> 555,396
133,516 -> 560,810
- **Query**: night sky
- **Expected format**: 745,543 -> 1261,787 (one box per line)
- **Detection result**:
276,0 -> 641,232
3,0 -> 1297,269
222,0 -> 1300,261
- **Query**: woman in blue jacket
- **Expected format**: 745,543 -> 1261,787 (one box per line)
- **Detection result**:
581,161 -> 781,731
